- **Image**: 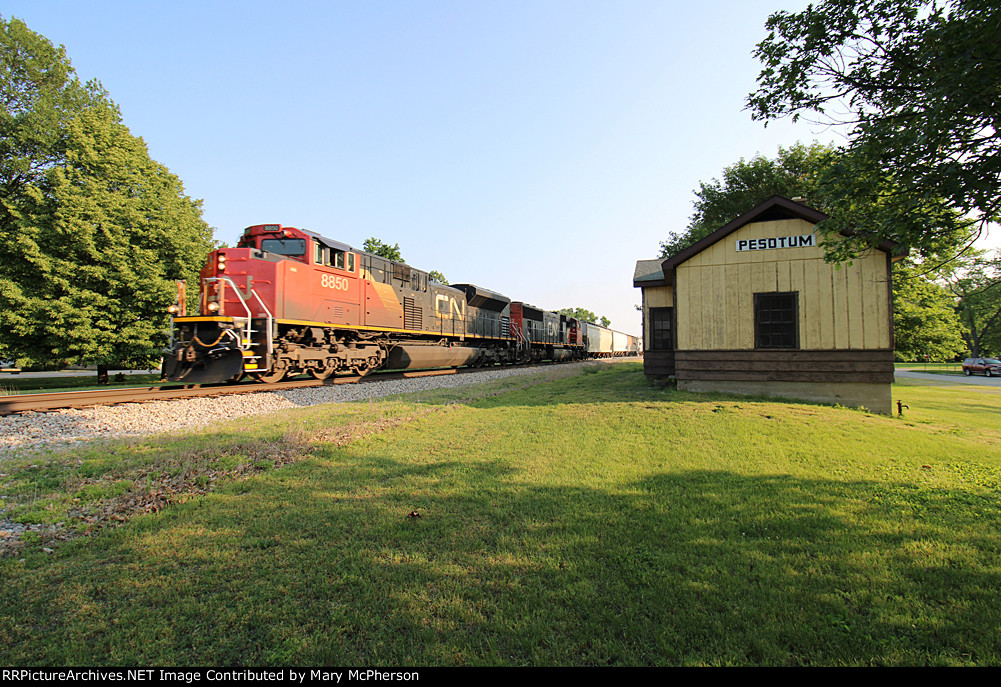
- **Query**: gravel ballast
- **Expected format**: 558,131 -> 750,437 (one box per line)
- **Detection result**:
1,363 -> 597,457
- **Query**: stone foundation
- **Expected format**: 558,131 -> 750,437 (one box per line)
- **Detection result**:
676,379 -> 893,415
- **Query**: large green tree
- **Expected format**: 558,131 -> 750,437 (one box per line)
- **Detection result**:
747,0 -> 1000,262
948,251 -> 1001,357
0,16 -> 214,377
659,142 -> 831,258
892,265 -> 967,361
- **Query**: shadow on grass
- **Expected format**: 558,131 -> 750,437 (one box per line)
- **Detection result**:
3,450 -> 999,666
445,363 -> 859,414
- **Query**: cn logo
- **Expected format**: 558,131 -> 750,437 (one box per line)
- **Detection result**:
435,294 -> 465,320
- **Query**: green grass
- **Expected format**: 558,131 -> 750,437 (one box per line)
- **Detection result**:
0,373 -> 164,395
1,363 -> 1000,666
894,362 -> 964,375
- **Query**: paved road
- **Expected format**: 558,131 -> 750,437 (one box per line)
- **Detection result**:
895,368 -> 1001,388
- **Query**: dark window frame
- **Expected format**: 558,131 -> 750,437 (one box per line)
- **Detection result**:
261,238 -> 306,256
649,307 -> 673,351
754,292 -> 799,350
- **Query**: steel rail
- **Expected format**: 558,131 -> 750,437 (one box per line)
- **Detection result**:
0,367 -> 468,416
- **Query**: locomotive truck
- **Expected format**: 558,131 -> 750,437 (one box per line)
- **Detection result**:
163,223 -> 638,384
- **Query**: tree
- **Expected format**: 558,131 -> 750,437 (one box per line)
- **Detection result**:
747,0 -> 1000,261
428,270 -> 448,284
362,237 -> 403,262
892,265 -> 967,361
558,307 -> 610,328
0,17 -> 102,223
659,142 -> 831,258
0,17 -> 214,379
948,251 -> 1001,357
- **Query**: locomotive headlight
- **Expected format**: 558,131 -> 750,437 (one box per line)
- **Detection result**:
216,254 -> 227,271
167,304 -> 179,314
207,301 -> 221,312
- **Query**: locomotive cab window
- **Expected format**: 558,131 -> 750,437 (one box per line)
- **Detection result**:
754,292 -> 799,349
261,238 -> 306,256
314,242 -> 328,266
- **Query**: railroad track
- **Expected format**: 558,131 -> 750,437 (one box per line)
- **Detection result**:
0,367 -> 465,416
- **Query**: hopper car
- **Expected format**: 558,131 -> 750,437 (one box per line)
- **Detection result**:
163,223 -> 639,384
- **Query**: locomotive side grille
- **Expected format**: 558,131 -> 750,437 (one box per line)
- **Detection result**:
404,297 -> 422,330
501,317 -> 510,338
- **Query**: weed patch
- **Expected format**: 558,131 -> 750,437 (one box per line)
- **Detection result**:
0,404 -> 449,557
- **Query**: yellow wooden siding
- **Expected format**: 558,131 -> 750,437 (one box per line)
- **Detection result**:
675,218 -> 890,350
642,285 -> 673,349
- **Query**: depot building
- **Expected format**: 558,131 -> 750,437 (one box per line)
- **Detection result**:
634,195 -> 904,414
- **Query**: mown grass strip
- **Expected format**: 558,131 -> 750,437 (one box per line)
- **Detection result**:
1,363 -> 1000,666
0,374 -> 165,395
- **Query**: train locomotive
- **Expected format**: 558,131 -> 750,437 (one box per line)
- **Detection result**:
163,223 -> 639,384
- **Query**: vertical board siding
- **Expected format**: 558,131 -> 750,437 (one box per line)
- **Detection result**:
642,286 -> 673,349
675,218 -> 891,351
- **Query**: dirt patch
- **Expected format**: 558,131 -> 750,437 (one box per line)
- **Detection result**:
0,407 -> 446,558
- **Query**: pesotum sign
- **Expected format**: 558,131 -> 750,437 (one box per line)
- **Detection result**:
735,235 -> 816,252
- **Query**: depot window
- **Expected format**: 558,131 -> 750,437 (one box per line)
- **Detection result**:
649,307 -> 673,351
754,292 -> 799,349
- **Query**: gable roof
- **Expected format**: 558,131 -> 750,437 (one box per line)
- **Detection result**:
661,195 -> 829,272
660,195 -> 903,276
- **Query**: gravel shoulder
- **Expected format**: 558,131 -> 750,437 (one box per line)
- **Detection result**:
0,362 -> 602,457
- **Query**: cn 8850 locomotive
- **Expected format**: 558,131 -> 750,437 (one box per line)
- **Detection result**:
163,223 -> 626,384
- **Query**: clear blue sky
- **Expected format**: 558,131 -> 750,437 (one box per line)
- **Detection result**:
7,0 -> 939,333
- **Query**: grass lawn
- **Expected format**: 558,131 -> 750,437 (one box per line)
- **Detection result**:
1,363 -> 1000,666
894,362 -> 964,375
0,373 -> 164,395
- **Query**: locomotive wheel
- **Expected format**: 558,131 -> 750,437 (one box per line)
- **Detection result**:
254,366 -> 288,383
309,365 -> 337,381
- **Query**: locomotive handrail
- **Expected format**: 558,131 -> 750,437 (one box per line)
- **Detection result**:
204,277 -> 258,352
250,288 -> 275,361
512,323 -> 531,361
209,276 -> 277,369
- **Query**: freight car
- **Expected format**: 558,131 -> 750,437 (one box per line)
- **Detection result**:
163,223 -> 637,384
581,322 -> 641,358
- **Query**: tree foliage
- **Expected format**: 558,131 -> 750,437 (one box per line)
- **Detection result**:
659,142 -> 831,258
947,251 -> 1001,357
892,265 -> 967,361
0,16 -> 214,372
558,307 -> 610,328
747,0 -> 1000,261
362,237 -> 403,262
